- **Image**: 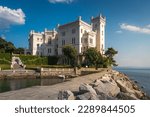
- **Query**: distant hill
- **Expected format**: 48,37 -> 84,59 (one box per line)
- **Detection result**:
0,37 -> 16,53
0,37 -> 24,54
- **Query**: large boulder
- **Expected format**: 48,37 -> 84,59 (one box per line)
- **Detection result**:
76,92 -> 98,100
79,83 -> 97,95
97,92 -> 116,100
116,79 -> 144,98
117,92 -> 138,100
58,90 -> 75,100
93,76 -> 120,97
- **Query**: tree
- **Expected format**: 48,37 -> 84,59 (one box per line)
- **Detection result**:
105,47 -> 118,66
84,48 -> 103,69
14,47 -> 24,54
62,45 -> 77,67
0,37 -> 16,53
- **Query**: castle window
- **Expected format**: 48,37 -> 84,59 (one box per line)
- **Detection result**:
84,47 -> 86,51
48,48 -> 51,53
37,44 -> 40,49
72,38 -> 76,44
90,38 -> 93,44
62,32 -> 66,36
62,40 -> 65,45
84,38 -> 88,43
72,29 -> 76,34
81,38 -> 83,43
48,38 -> 52,45
81,29 -> 83,33
102,31 -> 104,35
102,44 -> 103,51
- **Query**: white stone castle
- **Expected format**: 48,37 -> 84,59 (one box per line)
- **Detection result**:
27,14 -> 106,56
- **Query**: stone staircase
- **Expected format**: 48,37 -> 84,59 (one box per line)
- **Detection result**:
11,56 -> 26,69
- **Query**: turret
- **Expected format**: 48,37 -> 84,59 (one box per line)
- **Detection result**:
91,14 -> 106,54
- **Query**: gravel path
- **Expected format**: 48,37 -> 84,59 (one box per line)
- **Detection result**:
0,69 -> 108,100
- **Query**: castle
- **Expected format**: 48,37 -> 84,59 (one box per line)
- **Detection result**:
27,14 -> 106,57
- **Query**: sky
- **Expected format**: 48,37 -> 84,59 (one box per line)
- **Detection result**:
0,0 -> 150,68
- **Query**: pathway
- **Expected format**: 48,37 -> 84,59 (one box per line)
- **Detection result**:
0,69 -> 108,100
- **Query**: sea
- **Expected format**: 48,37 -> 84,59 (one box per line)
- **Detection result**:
114,67 -> 150,96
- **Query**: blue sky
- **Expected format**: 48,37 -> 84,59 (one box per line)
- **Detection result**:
0,0 -> 150,67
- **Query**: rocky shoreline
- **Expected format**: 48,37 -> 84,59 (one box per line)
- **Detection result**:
58,70 -> 150,100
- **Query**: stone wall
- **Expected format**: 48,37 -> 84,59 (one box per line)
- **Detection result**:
0,70 -> 37,79
40,68 -> 75,76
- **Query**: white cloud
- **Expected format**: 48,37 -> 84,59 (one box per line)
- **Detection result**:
146,24 -> 150,28
0,6 -> 25,29
120,23 -> 150,34
48,0 -> 74,4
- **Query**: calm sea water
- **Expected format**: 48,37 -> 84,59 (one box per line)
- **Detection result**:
115,68 -> 150,96
0,78 -> 64,93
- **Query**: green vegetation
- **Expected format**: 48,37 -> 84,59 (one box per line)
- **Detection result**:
0,53 -> 11,65
19,55 -> 48,65
18,55 -> 59,65
0,64 -> 10,70
84,48 -> 102,68
0,37 -> 24,54
105,47 -> 118,66
14,47 -> 24,54
62,45 -> 77,67
0,37 -> 16,53
84,47 -> 118,69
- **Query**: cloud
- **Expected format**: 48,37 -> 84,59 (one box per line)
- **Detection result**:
116,30 -> 123,34
48,0 -> 74,4
0,6 -> 25,29
120,23 -> 150,34
146,24 -> 150,28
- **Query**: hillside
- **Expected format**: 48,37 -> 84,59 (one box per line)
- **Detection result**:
0,37 -> 16,53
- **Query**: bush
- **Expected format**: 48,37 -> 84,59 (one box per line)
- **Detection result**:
19,55 -> 48,65
48,56 -> 59,65
0,53 -> 11,64
0,64 -> 10,70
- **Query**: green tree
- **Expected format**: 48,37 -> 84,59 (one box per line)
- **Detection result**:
85,48 -> 103,69
105,47 -> 118,66
14,47 -> 24,54
62,45 -> 77,67
0,37 -> 16,53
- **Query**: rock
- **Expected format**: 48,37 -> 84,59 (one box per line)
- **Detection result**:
79,84 -> 97,95
116,79 -> 134,93
94,77 -> 120,97
97,92 -> 116,100
92,79 -> 103,87
134,90 -> 144,99
76,92 -> 98,100
58,90 -> 75,100
141,86 -> 145,89
58,75 -> 65,80
117,92 -> 138,100
134,81 -> 138,83
116,79 -> 144,99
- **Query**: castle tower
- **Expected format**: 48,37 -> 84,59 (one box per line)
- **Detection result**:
91,14 -> 106,54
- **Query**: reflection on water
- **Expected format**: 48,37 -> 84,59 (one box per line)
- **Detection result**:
0,78 -> 64,93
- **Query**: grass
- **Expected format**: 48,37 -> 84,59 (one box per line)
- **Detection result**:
0,64 -> 10,70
